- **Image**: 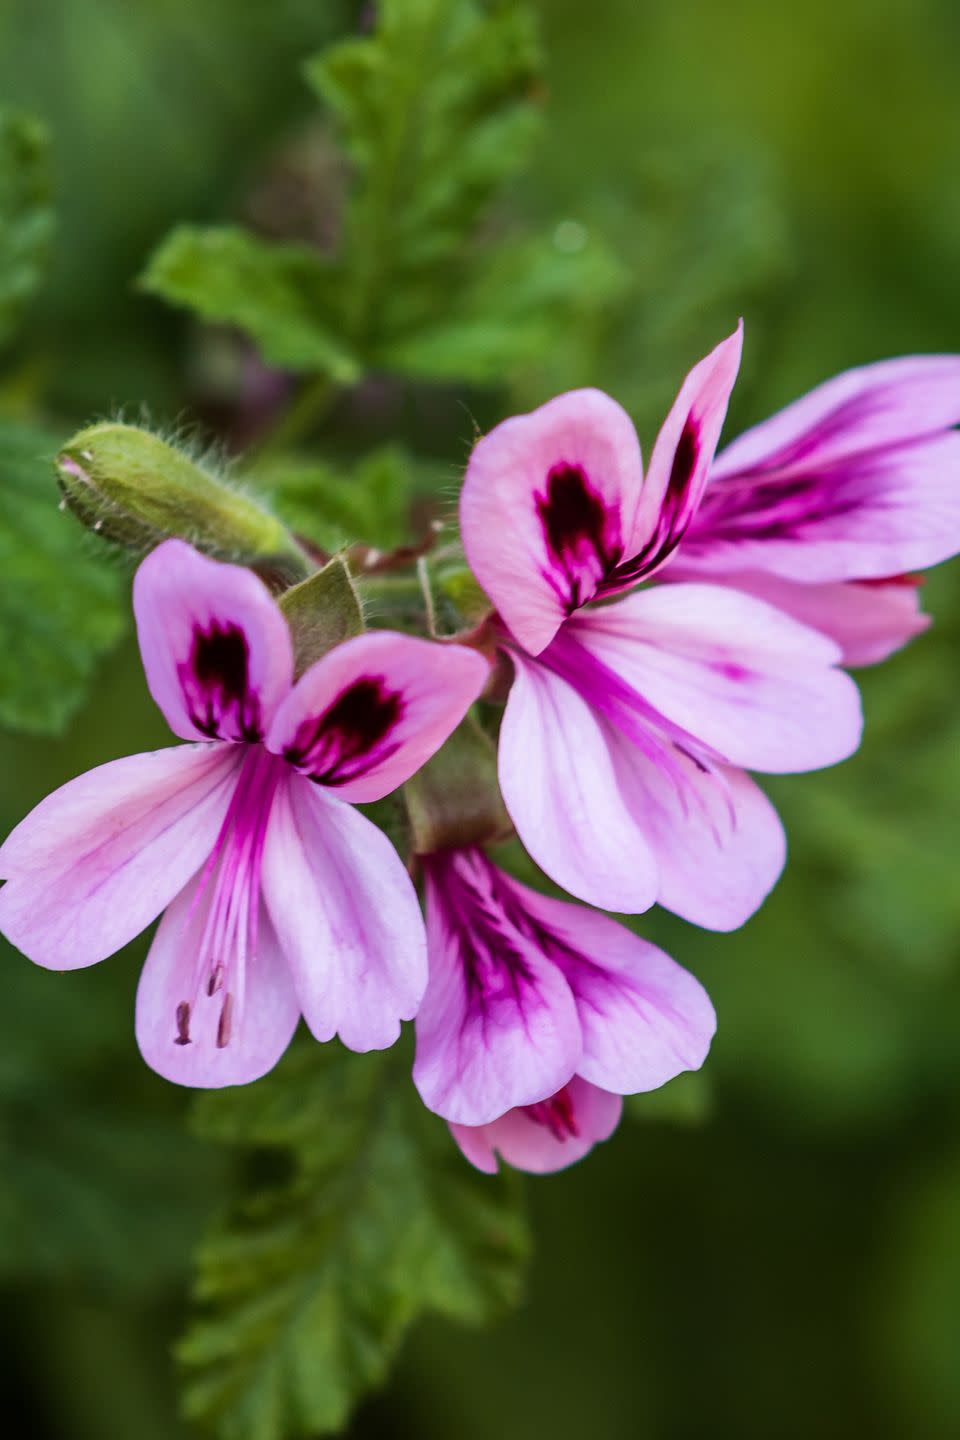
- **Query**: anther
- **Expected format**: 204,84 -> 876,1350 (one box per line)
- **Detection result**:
217,993 -> 234,1049
207,962 -> 224,996
175,1001 -> 192,1046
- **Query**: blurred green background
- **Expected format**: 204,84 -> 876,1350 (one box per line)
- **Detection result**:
2,1 -> 960,1436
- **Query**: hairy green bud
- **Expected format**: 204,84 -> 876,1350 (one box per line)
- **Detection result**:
56,422 -> 309,585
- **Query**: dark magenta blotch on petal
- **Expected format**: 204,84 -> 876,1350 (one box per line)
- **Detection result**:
605,413 -> 703,588
535,462 -> 622,612
283,674 -> 404,786
667,415 -> 701,502
431,849 -> 589,1020
179,621 -> 263,741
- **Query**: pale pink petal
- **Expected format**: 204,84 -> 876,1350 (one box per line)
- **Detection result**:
608,731 -> 786,931
712,354 -> 960,479
0,744 -> 239,970
135,882 -> 300,1087
460,389 -> 644,654
687,432 -> 960,583
570,583 -> 863,773
687,569 -> 930,667
261,774 -> 426,1051
449,1077 -> 622,1175
134,539 -> 294,742
412,854 -> 581,1126
265,631 -> 488,803
499,872 -> 716,1093
497,651 -> 660,914
614,324 -> 742,584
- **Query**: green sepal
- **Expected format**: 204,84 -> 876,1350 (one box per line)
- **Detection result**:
279,555 -> 365,677
405,713 -> 512,855
56,422 -> 309,584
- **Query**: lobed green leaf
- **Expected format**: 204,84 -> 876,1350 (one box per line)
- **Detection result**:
245,446 -> 424,556
305,0 -> 542,352
180,1038 -> 529,1439
0,418 -> 125,735
139,226 -> 360,382
0,108 -> 54,351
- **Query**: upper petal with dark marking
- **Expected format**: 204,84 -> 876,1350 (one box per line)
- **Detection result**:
460,387 -> 643,655
265,631 -> 489,803
134,539 -> 294,743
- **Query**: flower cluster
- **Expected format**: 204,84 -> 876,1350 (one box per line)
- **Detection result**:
3,326 -> 959,1174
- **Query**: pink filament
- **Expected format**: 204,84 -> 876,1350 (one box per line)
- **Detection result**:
178,746 -> 283,1048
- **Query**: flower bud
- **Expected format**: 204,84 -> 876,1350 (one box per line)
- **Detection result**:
56,422 -> 309,584
405,713 -> 512,855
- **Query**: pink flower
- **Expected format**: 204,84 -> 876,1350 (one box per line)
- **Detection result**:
412,846 -> 715,1173
449,1078 -> 623,1176
0,540 -> 488,1087
675,355 -> 960,664
459,326 -> 863,928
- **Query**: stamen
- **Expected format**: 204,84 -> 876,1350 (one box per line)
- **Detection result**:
177,746 -> 282,1052
217,993 -> 234,1049
175,1001 -> 192,1046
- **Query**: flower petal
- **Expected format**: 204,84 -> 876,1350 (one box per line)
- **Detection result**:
497,652 -> 660,913
135,880 -> 300,1087
614,323 -> 742,583
449,1077 -> 622,1175
460,389 -> 644,654
0,744 -> 239,970
570,582 -> 864,774
499,872 -> 716,1094
608,730 -> 787,931
712,354 -> 960,478
689,569 -> 930,668
261,775 -> 426,1051
266,631 -> 488,803
412,852 -> 582,1126
688,352 -> 960,584
134,539 -> 294,742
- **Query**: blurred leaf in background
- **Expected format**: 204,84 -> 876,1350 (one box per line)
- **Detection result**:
0,107 -> 54,355
181,1038 -> 528,1440
0,1 -> 959,1439
0,419 -> 124,734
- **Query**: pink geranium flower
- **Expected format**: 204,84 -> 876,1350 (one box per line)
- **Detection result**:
459,326 -> 863,928
449,1078 -> 623,1176
675,355 -> 960,664
0,540 -> 487,1087
412,846 -> 715,1173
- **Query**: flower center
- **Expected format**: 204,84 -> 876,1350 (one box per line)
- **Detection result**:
175,746 -> 283,1049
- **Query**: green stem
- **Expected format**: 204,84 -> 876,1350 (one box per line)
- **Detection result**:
255,374 -> 340,460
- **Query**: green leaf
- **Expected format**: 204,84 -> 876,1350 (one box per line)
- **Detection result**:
306,0 -> 542,352
380,227 -> 629,385
0,108 -> 54,350
0,936 -> 226,1292
0,419 -> 125,735
180,1038 -> 529,1440
246,445 -> 423,555
139,226 -> 360,382
625,1071 -> 713,1127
